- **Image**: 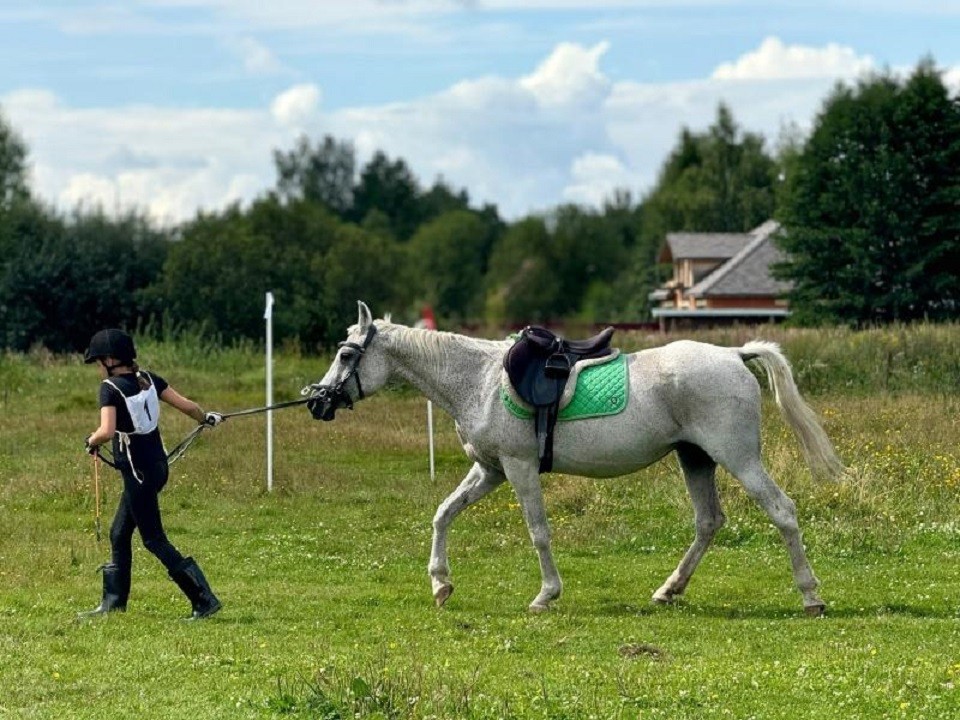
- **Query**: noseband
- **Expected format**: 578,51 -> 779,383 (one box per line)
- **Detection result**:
303,324 -> 378,416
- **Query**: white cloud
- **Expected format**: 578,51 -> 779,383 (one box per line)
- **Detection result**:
445,76 -> 534,113
3,88 -> 59,112
1,37 -> 911,224
59,173 -> 118,211
520,41 -> 611,107
232,37 -> 284,75
563,152 -> 640,206
604,74 -> 846,191
3,88 -> 286,224
51,164 -> 266,225
712,36 -> 874,80
270,83 -> 322,128
57,4 -> 164,35
945,67 -> 960,94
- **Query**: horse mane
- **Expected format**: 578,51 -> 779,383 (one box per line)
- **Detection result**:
372,319 -> 506,374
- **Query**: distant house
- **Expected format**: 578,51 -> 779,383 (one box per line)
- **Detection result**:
649,220 -> 792,330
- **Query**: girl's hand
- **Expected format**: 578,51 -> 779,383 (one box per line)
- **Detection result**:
204,412 -> 224,427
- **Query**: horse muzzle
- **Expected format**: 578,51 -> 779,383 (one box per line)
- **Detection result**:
306,386 -> 353,421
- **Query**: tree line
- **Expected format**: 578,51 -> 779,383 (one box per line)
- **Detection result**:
1,60 -> 957,353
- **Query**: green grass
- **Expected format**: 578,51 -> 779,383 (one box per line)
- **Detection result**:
2,327 -> 960,718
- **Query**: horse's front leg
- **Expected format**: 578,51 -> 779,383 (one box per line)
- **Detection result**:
501,456 -> 562,612
429,462 -> 506,607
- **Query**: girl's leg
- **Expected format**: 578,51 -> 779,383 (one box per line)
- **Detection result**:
78,491 -> 134,616
123,460 -> 185,572
110,490 -> 136,571
125,460 -> 221,619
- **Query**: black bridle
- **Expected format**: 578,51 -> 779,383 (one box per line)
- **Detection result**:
304,323 -> 378,420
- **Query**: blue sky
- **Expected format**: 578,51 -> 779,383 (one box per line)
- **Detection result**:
1,1 -> 958,223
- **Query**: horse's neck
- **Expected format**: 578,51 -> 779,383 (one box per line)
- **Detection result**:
384,327 -> 500,419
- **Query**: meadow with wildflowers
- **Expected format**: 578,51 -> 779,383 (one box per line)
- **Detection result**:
1,324 -> 958,718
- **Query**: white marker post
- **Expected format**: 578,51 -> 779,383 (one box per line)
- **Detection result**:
427,400 -> 435,481
264,292 -> 275,492
421,306 -> 438,482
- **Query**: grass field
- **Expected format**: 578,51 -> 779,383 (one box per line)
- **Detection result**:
1,325 -> 959,718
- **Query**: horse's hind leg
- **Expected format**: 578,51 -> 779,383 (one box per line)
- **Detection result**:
653,443 -> 725,605
729,459 -> 825,616
429,462 -> 505,607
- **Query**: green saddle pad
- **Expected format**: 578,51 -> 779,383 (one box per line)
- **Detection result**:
502,353 -> 628,421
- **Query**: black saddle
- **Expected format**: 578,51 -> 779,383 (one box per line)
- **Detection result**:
504,325 -> 615,473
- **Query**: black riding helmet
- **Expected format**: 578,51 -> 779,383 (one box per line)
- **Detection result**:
84,329 -> 136,365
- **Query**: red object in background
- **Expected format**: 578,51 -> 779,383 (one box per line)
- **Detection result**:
421,305 -> 437,331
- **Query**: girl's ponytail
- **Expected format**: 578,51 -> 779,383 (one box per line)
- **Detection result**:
133,365 -> 152,391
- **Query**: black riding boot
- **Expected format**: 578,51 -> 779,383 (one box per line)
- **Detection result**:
77,563 -> 130,618
169,557 -> 221,620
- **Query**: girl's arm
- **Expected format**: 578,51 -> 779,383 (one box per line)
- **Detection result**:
87,406 -> 117,448
160,386 -> 206,424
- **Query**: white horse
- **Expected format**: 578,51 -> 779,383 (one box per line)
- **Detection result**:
307,302 -> 843,615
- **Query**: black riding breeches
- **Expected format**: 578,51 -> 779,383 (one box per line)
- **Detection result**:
109,458 -> 186,573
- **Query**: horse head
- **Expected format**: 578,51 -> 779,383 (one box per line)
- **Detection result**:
304,301 -> 389,421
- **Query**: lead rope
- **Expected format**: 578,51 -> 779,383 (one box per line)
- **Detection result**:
165,423 -> 208,465
88,395 -> 319,541
95,396 -> 316,469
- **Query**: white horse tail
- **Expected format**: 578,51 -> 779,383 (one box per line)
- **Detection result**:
738,340 -> 844,480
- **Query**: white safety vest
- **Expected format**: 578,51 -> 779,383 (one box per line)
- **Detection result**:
104,375 -> 160,435
103,373 -> 162,483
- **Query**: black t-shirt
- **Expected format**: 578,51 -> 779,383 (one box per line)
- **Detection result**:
99,370 -> 170,467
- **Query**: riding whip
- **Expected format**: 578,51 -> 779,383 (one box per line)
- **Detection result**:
92,453 -> 102,543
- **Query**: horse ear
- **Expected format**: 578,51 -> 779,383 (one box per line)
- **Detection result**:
357,301 -> 373,330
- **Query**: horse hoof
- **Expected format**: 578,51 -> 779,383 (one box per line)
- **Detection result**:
434,584 -> 454,607
528,604 -> 551,614
804,603 -> 826,617
651,591 -> 675,605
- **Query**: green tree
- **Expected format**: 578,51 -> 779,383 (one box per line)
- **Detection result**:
148,207 -> 275,341
273,134 -> 356,217
484,217 -> 558,324
320,225 -> 409,340
0,202 -> 64,350
245,195 -> 346,344
145,194 -> 415,347
0,108 -> 29,209
549,204 -> 628,319
0,207 -> 168,352
148,197 -> 346,345
777,60 -> 960,324
485,204 -> 636,325
578,192 -> 658,322
418,179 -> 471,223
351,151 -> 422,241
407,210 -> 490,321
617,104 -> 778,321
640,104 -> 777,245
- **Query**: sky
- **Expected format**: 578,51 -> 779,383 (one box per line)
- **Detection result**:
1,1 -> 959,225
